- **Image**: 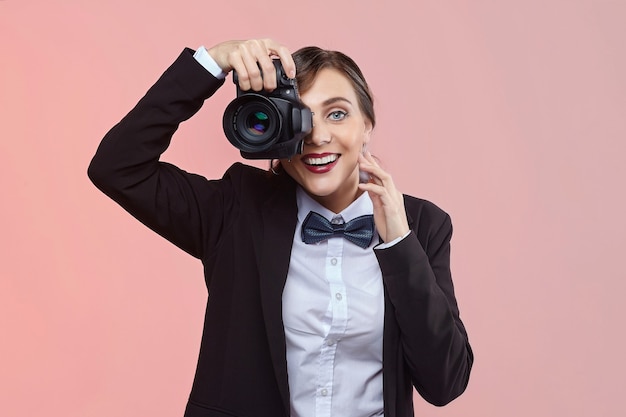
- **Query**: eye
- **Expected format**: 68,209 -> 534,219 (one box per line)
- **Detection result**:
328,110 -> 347,121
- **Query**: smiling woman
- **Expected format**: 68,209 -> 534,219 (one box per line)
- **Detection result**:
280,66 -> 373,214
87,38 -> 473,417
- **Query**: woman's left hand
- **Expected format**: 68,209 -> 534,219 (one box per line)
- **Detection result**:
358,151 -> 410,243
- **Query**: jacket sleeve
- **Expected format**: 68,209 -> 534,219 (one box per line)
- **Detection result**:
375,201 -> 473,406
87,48 -> 230,259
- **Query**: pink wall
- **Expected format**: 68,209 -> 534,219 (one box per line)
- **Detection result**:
2,1 -> 625,416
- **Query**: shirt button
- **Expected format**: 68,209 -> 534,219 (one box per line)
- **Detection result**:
330,258 -> 338,266
335,293 -> 343,301
326,339 -> 335,346
321,388 -> 328,396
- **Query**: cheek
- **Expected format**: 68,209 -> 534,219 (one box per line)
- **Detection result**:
335,128 -> 360,149
347,133 -> 367,154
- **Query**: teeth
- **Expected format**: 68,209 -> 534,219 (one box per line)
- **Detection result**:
304,155 -> 338,166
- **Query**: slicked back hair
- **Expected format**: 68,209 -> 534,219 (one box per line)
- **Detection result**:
293,46 -> 376,128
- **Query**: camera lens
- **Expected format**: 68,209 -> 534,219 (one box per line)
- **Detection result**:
245,111 -> 270,137
223,95 -> 282,152
236,103 -> 278,145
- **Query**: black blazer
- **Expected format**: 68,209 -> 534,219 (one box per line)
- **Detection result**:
88,48 -> 473,417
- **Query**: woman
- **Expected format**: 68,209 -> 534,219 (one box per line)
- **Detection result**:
88,38 -> 473,417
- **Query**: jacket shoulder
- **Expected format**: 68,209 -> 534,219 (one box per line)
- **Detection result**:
402,195 -> 453,254
403,194 -> 450,226
222,162 -> 296,203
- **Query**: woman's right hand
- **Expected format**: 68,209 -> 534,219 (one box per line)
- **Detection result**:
207,39 -> 295,92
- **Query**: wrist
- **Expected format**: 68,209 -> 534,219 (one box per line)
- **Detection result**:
194,46 -> 227,79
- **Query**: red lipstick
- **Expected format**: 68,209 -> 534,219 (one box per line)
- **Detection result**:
301,153 -> 340,174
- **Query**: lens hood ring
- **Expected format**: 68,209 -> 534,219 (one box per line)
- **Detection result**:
222,94 -> 283,153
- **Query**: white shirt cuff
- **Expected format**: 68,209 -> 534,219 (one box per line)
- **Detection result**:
375,230 -> 411,249
193,45 -> 227,80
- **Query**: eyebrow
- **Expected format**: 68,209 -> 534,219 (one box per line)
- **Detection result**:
322,97 -> 353,107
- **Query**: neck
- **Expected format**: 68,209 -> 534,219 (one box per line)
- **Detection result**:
309,187 -> 365,214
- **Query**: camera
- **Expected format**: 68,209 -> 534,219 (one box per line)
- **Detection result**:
222,60 -> 313,160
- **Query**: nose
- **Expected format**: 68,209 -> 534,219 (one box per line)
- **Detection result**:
304,117 -> 331,146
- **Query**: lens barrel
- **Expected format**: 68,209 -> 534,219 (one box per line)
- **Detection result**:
223,94 -> 282,153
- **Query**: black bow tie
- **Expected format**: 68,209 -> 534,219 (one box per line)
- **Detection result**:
301,211 -> 375,249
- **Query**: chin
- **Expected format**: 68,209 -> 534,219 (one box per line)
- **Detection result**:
300,182 -> 336,198
286,164 -> 359,197
306,176 -> 357,196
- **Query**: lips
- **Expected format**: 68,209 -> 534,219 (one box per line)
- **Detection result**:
302,153 -> 340,173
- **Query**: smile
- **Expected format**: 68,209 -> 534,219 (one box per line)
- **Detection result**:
303,154 -> 339,166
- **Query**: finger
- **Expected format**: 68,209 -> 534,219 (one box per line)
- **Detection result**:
359,182 -> 407,226
247,40 -> 279,91
257,55 -> 277,91
207,40 -> 242,73
359,184 -> 398,206
228,53 -> 252,91
358,153 -> 389,185
239,46 -> 265,91
361,150 -> 380,166
365,158 -> 396,190
363,152 -> 389,181
358,182 -> 390,201
358,151 -> 380,169
263,39 -> 296,79
358,161 -> 404,207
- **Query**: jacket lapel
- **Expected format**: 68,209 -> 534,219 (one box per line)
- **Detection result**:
255,175 -> 298,415
382,196 -> 415,416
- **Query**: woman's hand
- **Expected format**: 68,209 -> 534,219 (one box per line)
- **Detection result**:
358,151 -> 410,243
207,39 -> 295,92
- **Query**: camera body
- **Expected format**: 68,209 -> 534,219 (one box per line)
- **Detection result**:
222,60 -> 313,160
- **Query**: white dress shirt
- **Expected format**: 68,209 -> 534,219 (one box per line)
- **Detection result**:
282,188 -> 385,417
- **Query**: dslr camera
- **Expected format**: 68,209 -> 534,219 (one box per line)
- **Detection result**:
222,60 -> 313,160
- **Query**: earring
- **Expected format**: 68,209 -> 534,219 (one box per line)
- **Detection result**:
269,159 -> 280,176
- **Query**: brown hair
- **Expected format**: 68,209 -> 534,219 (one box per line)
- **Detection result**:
293,46 -> 376,128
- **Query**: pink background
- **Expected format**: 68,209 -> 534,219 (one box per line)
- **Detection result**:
2,0 -> 625,416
